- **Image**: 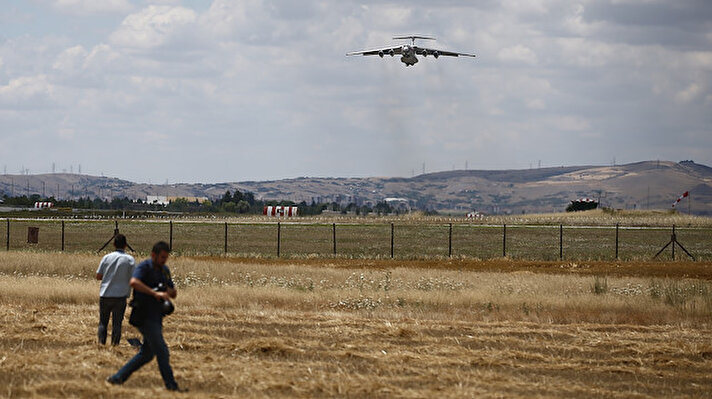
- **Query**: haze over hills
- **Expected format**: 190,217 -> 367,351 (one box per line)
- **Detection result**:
1,161 -> 711,215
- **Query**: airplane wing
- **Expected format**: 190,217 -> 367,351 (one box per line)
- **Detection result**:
347,46 -> 403,56
414,46 -> 476,58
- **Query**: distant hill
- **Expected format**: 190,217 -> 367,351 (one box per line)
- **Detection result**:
1,160 -> 711,215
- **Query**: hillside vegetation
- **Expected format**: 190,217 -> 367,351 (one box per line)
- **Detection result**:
2,160 -> 711,214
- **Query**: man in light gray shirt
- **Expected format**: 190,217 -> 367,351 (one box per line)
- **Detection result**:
96,234 -> 135,345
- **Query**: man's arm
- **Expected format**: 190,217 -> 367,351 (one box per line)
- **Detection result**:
164,266 -> 177,299
96,256 -> 107,281
129,277 -> 170,301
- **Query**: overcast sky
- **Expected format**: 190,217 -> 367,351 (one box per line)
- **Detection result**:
1,0 -> 710,183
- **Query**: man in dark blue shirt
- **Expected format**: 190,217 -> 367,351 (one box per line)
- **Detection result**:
107,241 -> 185,391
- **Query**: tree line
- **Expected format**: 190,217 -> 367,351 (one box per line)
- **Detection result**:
0,190 -> 405,216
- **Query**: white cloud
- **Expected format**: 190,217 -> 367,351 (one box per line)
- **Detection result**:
675,83 -> 702,104
526,98 -> 546,110
502,0 -> 549,15
52,45 -> 88,73
498,44 -> 538,65
109,5 -> 197,50
549,116 -> 591,132
84,44 -> 121,70
51,0 -> 133,16
58,127 -> 76,139
0,75 -> 55,108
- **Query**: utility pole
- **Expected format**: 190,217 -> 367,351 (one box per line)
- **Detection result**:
422,162 -> 425,175
647,186 -> 650,210
26,180 -> 29,197
42,181 -> 45,198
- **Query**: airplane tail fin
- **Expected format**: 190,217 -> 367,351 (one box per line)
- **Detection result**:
393,35 -> 436,42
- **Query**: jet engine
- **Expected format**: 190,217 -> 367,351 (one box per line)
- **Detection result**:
388,49 -> 395,57
378,51 -> 384,58
433,51 -> 439,59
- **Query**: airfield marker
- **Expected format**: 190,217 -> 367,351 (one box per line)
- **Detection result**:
61,221 -> 65,252
224,222 -> 228,254
169,221 -> 173,251
5,219 -> 9,251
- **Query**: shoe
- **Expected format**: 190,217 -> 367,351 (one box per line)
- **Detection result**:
166,385 -> 188,392
106,376 -> 123,385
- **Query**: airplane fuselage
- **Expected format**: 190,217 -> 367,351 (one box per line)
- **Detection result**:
400,45 -> 418,66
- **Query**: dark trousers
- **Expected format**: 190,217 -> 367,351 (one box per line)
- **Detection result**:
98,296 -> 127,345
111,319 -> 177,389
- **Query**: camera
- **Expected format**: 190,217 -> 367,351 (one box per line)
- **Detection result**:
153,283 -> 175,316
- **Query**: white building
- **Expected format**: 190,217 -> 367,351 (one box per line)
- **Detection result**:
146,196 -> 169,206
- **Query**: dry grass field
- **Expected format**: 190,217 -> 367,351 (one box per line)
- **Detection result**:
1,252 -> 712,398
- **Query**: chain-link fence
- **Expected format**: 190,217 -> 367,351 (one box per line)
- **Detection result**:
2,218 -> 710,261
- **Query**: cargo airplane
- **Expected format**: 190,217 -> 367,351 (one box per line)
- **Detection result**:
347,35 -> 476,67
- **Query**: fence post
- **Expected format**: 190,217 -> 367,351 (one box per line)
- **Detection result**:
224,222 -> 228,254
169,221 -> 173,251
5,219 -> 9,251
672,224 -> 675,261
390,222 -> 394,259
559,224 -> 563,260
61,220 -> 65,252
615,223 -> 619,260
332,223 -> 337,256
502,224 -> 506,258
277,222 -> 281,257
448,223 -> 453,258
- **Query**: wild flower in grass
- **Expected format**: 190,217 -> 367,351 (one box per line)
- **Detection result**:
330,296 -> 382,311
610,283 -> 644,296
